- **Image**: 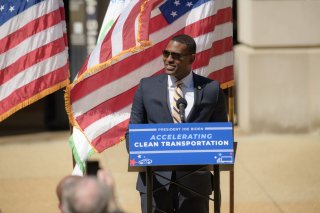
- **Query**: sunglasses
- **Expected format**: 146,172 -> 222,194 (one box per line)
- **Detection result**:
162,50 -> 192,60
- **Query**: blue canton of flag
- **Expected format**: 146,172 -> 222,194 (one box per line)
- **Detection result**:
0,0 -> 45,26
159,0 -> 211,24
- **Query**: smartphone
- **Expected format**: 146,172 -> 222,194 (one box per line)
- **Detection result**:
86,160 -> 100,176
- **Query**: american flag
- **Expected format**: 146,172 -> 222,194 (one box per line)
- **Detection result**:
0,0 -> 69,122
65,0 -> 233,153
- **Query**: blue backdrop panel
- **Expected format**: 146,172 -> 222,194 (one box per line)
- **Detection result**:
129,122 -> 234,166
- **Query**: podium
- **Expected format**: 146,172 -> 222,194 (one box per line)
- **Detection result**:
128,122 -> 234,213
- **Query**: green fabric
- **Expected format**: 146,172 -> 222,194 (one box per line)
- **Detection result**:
68,135 -> 94,173
97,20 -> 115,43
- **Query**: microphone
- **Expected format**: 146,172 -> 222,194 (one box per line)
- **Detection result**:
176,98 -> 188,123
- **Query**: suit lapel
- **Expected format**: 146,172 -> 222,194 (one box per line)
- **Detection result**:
157,74 -> 173,122
187,73 -> 204,122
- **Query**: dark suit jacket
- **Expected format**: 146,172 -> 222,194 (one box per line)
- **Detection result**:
126,73 -> 228,196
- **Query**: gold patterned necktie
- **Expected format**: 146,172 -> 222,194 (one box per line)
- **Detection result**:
172,80 -> 184,123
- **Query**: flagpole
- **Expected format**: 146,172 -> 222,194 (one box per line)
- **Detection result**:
228,86 -> 235,213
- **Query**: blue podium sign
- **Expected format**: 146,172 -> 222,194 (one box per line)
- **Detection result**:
129,122 -> 234,166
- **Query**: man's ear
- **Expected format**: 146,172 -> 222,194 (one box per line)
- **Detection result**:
190,54 -> 196,63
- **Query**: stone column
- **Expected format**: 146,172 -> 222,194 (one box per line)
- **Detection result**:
235,0 -> 320,132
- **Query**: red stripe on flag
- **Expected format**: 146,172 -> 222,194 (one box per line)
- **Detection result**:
138,0 -> 163,41
59,5 -> 66,21
0,63 -> 69,114
149,14 -> 167,35
216,7 -> 233,24
63,33 -> 68,47
99,19 -> 118,64
0,9 -> 63,54
183,8 -> 232,37
76,86 -> 137,129
75,68 -> 164,129
207,65 -> 234,83
122,1 -> 142,50
59,4 -> 68,46
0,37 -> 66,84
99,0 -> 163,54
98,0 -> 145,63
193,37 -> 233,69
91,119 -> 129,152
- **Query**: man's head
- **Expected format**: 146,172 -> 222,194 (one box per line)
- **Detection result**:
163,34 -> 196,80
62,177 -> 111,213
56,175 -> 82,211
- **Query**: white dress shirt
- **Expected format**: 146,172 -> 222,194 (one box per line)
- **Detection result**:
167,72 -> 194,120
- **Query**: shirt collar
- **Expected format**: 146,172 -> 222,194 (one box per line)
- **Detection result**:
168,72 -> 193,88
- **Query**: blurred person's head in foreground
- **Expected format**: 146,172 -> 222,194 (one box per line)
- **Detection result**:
56,175 -> 82,212
61,176 -> 111,213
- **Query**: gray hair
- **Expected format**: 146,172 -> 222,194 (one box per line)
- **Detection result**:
62,177 -> 111,213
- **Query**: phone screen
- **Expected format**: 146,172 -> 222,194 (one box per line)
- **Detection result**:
86,160 -> 100,176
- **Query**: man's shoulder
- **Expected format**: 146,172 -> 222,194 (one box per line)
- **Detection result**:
193,73 -> 210,80
140,73 -> 167,84
193,72 -> 219,86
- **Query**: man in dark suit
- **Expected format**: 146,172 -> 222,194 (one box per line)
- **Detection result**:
127,34 -> 227,213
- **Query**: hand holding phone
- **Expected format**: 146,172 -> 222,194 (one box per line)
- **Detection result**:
86,160 -> 100,176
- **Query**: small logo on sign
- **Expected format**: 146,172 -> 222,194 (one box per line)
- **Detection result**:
138,158 -> 152,165
217,156 -> 233,163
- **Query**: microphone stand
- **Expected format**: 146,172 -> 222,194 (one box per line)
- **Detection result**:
177,98 -> 187,123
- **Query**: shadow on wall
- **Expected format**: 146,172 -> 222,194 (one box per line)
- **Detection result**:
0,90 -> 69,136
